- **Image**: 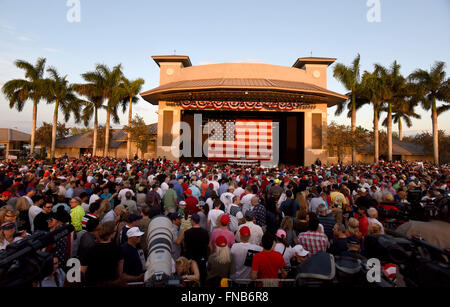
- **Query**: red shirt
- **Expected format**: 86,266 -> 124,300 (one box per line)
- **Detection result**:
252,250 -> 285,279
185,196 -> 199,215
355,214 -> 369,237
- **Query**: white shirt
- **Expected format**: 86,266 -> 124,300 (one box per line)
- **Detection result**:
29,205 -> 42,233
118,188 -> 135,201
368,217 -> 385,234
87,175 -> 94,184
231,242 -> 263,282
210,181 -> 219,193
241,193 -> 255,215
206,198 -> 215,211
235,222 -> 263,246
220,192 -> 234,213
309,197 -> 325,214
161,182 -> 169,197
233,187 -> 245,199
89,194 -> 100,205
274,243 -> 295,266
207,209 -> 224,233
82,202 -> 90,213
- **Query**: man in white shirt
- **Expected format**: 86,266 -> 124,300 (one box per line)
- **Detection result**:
210,175 -> 220,193
28,201 -> 42,233
207,201 -> 224,234
160,177 -> 170,198
367,207 -> 385,234
230,226 -> 263,284
309,192 -> 327,214
220,187 -> 235,214
233,182 -> 245,199
118,182 -> 135,202
240,187 -> 255,216
235,211 -> 263,246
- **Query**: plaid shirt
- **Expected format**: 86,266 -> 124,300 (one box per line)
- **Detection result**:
298,231 -> 330,256
252,204 -> 266,227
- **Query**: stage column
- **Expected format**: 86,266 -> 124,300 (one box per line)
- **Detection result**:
304,104 -> 328,166
156,101 -> 182,161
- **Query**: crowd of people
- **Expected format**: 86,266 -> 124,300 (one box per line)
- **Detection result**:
0,156 -> 448,287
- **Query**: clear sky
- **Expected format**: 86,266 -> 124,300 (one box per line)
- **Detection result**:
0,0 -> 449,135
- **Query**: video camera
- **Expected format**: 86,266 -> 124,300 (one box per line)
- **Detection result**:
0,224 -> 74,287
363,232 -> 450,287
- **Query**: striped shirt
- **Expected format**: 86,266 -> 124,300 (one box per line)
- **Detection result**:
298,231 -> 330,256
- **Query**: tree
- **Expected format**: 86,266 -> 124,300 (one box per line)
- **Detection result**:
70,127 -> 93,136
2,58 -> 47,155
382,96 -> 421,141
403,130 -> 450,164
72,79 -> 105,157
327,122 -> 369,163
80,64 -> 126,156
374,61 -> 409,161
91,125 -> 112,153
43,67 -> 84,159
360,69 -> 387,163
333,54 -> 365,163
120,77 -> 145,159
35,122 -> 70,148
123,115 -> 153,158
409,61 -> 450,164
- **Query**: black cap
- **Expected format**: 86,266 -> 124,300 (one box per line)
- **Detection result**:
169,213 -> 182,220
244,210 -> 254,219
49,209 -> 70,224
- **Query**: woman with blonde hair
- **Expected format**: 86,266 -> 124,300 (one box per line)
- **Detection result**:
206,235 -> 235,287
346,217 -> 362,240
280,216 -> 299,246
0,205 -> 19,225
368,223 -> 382,235
297,192 -> 308,212
16,197 -> 31,233
175,256 -> 200,285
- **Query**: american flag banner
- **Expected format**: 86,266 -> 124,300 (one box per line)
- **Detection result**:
207,119 -> 273,161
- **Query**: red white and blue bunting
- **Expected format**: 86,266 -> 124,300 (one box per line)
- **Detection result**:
179,101 -> 315,111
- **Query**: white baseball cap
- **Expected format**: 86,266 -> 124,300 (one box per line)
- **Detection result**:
127,227 -> 144,238
293,245 -> 309,257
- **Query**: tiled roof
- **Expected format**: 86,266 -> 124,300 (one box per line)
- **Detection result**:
0,128 -> 31,142
55,124 -> 157,148
358,139 -> 426,155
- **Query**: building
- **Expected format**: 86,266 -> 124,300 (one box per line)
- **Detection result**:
140,55 -> 348,166
0,128 -> 30,160
327,139 -> 434,164
53,125 -> 157,158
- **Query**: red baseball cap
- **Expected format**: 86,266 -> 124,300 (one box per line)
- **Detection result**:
185,189 -> 192,195
220,214 -> 230,226
209,183 -> 214,188
1,191 -> 13,198
215,235 -> 227,248
239,226 -> 251,238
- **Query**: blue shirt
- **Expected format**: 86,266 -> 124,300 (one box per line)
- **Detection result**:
170,180 -> 184,202
101,193 -> 114,210
218,184 -> 229,197
189,185 -> 201,200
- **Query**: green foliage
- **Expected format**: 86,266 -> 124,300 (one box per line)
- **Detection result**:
35,122 -> 70,148
327,122 -> 369,161
123,115 -> 153,156
403,130 -> 450,163
70,127 -> 93,136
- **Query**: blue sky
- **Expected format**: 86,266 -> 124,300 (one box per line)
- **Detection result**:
0,0 -> 449,135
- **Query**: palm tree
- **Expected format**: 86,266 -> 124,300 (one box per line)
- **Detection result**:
72,81 -> 105,157
120,77 -> 145,159
79,64 -> 125,156
44,67 -> 84,159
1,58 -> 47,155
333,54 -> 363,163
361,69 -> 387,163
374,61 -> 407,161
409,61 -> 450,164
382,97 -> 421,141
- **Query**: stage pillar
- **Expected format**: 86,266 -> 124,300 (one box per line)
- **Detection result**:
156,101 -> 181,161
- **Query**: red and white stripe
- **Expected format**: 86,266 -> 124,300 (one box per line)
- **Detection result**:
208,120 -> 273,161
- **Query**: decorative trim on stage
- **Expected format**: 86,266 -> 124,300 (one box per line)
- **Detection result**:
175,101 -> 316,111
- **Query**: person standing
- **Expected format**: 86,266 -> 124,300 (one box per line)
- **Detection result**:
70,197 -> 85,232
230,226 -> 263,285
297,213 -> 330,256
206,236 -> 235,287
162,184 -> 178,215
183,214 -> 210,285
120,227 -> 146,282
209,214 -> 235,253
33,200 -> 53,232
251,232 -> 287,287
235,211 -> 263,246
